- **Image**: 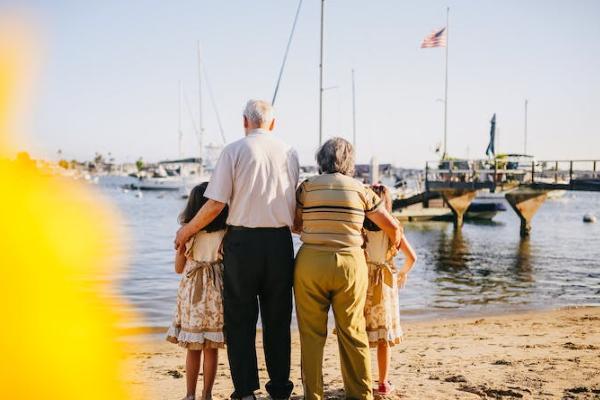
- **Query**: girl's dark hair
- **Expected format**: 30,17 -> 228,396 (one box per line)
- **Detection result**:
179,182 -> 229,232
363,184 -> 393,232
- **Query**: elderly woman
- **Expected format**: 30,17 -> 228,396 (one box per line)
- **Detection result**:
293,138 -> 403,400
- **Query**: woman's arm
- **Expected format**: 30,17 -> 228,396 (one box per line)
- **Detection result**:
292,207 -> 303,234
397,237 -> 417,288
366,207 -> 403,249
174,248 -> 186,274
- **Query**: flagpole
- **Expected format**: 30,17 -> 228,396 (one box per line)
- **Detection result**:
443,6 -> 449,159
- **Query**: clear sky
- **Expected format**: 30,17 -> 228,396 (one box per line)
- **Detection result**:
8,0 -> 600,167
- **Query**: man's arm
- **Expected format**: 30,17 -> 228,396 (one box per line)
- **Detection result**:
174,200 -> 226,250
174,145 -> 233,250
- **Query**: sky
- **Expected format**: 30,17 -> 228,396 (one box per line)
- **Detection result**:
6,0 -> 600,167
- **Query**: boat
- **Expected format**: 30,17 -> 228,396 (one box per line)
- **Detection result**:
393,205 -> 449,222
126,176 -> 182,191
124,159 -> 206,191
125,43 -> 226,194
546,189 -> 567,199
464,201 -> 507,219
392,190 -> 506,222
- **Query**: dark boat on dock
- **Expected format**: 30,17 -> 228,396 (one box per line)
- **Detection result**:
392,191 -> 507,222
459,201 -> 507,220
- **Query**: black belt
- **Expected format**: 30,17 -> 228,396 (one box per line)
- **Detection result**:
228,225 -> 289,232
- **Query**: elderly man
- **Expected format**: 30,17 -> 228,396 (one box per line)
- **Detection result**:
175,99 -> 299,400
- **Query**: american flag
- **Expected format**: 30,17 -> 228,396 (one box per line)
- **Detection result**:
421,27 -> 447,48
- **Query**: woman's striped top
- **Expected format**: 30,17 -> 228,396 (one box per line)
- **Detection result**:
296,173 -> 382,249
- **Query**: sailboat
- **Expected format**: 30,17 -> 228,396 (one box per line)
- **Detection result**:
127,83 -> 204,192
128,43 -> 224,193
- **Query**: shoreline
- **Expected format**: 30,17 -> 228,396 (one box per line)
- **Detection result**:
122,306 -> 600,399
117,303 -> 600,338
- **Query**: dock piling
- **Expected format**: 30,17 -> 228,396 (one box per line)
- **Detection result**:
505,189 -> 548,237
425,157 -> 600,236
439,189 -> 477,229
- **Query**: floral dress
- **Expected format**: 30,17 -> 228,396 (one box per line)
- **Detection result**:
166,230 -> 225,350
364,230 -> 403,347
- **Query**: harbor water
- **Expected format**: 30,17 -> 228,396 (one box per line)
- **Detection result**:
97,177 -> 600,330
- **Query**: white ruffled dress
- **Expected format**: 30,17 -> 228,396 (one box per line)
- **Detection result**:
166,230 -> 226,350
364,230 -> 404,347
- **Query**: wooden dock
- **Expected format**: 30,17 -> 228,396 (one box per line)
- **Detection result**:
419,159 -> 600,236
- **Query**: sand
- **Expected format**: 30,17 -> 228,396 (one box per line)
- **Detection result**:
122,307 -> 600,399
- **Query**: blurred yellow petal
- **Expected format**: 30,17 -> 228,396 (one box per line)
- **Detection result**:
0,15 -> 131,400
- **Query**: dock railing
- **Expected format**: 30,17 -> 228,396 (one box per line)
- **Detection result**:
425,159 -> 600,192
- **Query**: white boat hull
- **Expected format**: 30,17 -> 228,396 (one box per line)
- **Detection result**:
129,177 -> 183,191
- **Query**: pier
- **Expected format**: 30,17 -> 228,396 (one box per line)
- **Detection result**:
422,158 -> 600,236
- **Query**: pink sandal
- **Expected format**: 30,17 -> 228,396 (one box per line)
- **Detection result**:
376,381 -> 395,395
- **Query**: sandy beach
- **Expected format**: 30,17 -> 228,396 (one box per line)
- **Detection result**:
123,307 -> 600,399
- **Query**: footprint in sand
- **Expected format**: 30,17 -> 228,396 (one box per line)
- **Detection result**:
563,342 -> 598,350
165,369 -> 183,379
444,375 -> 467,383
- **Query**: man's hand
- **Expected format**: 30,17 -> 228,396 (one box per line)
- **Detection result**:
174,199 -> 227,251
174,225 -> 191,251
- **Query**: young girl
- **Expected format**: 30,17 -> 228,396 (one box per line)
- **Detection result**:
166,182 -> 229,400
363,184 -> 417,395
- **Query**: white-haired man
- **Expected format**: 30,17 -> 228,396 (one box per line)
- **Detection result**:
175,99 -> 299,400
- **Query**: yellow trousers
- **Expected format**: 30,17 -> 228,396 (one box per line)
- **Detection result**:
294,246 -> 373,400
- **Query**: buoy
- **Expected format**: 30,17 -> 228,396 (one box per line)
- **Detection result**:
135,190 -> 143,198
583,214 -> 597,223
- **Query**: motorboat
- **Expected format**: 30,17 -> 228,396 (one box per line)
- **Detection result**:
125,158 -> 208,192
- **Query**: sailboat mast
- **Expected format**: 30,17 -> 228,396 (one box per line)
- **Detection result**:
443,6 -> 449,159
318,0 -> 325,147
197,41 -> 205,164
352,69 -> 356,149
178,80 -> 183,157
524,99 -> 528,154
272,0 -> 303,105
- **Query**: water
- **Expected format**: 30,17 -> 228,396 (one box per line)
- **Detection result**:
98,176 -> 600,329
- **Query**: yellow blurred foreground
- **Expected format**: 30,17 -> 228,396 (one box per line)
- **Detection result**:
0,15 -> 132,400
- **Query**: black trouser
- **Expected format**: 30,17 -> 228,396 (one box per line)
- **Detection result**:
223,226 -> 294,399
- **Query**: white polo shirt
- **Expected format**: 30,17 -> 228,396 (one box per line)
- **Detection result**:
205,129 -> 300,228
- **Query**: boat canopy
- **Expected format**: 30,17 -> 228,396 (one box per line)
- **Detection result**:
158,157 -> 202,165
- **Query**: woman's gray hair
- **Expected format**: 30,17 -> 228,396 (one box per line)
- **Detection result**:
316,137 -> 355,176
